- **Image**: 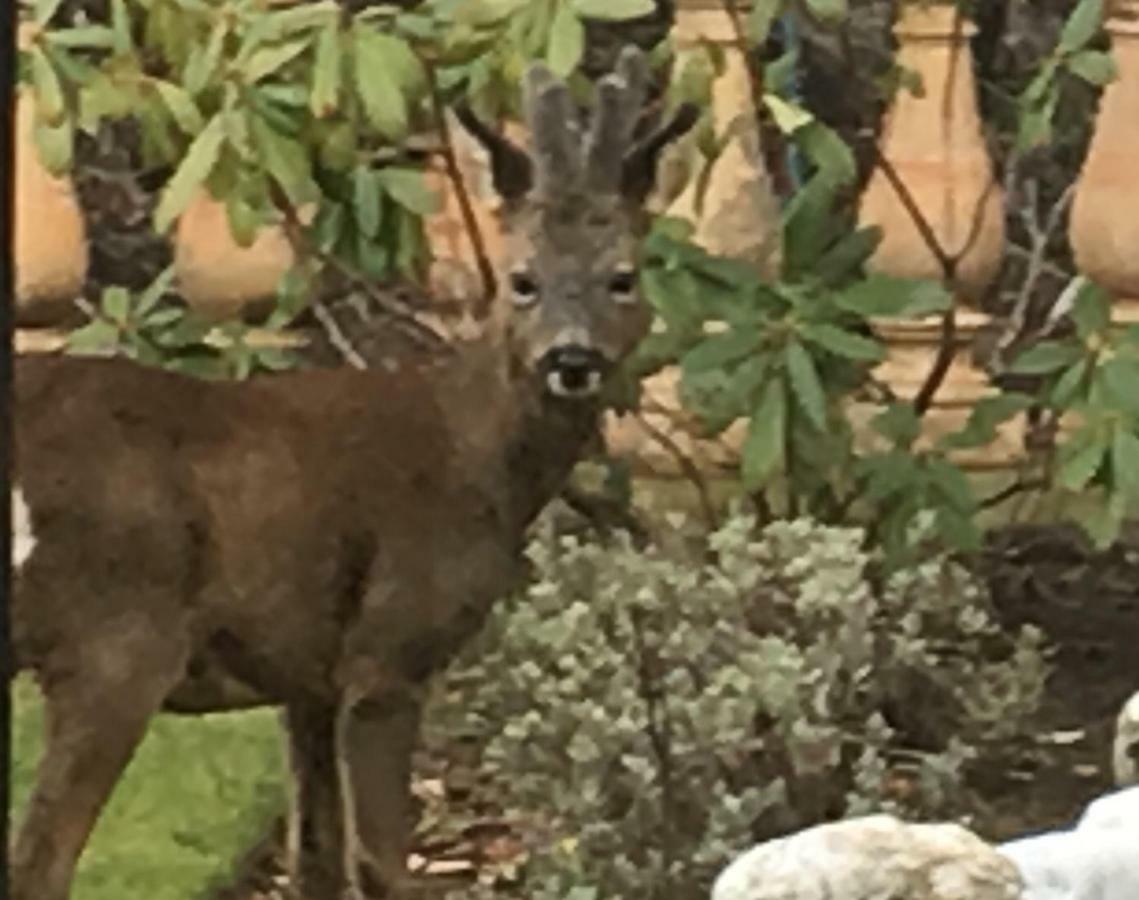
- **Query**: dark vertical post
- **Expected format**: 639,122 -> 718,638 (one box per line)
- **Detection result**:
0,0 -> 17,896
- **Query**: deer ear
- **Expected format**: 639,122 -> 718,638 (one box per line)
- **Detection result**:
453,103 -> 534,202
620,102 -> 701,203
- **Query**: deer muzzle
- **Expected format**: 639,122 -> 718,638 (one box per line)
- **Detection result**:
540,344 -> 607,399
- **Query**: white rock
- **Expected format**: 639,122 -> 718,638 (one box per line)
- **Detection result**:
998,829 -> 1139,900
711,815 -> 1022,900
1112,690 -> 1139,787
1077,784 -> 1139,832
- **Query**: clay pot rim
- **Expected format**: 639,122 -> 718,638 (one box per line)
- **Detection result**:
870,308 -> 988,343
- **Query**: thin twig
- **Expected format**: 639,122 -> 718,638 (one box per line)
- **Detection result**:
632,410 -> 719,532
628,607 -> 678,900
310,301 -> 368,371
979,477 -> 1049,511
421,57 -> 498,320
271,186 -> 451,354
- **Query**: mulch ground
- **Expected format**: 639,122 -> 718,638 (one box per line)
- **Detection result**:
211,521 -> 1139,899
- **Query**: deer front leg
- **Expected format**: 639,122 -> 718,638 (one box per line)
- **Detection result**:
11,628 -> 188,900
336,681 -> 423,899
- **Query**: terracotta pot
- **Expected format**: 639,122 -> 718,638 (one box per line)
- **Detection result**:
664,2 -> 782,277
1069,0 -> 1139,297
14,46 -> 89,325
173,191 -> 299,321
857,4 -> 1005,303
854,311 -> 1024,470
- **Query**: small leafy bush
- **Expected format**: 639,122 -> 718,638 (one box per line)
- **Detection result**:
431,512 -> 1047,900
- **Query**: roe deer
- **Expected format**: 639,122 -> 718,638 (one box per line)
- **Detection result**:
10,47 -> 696,900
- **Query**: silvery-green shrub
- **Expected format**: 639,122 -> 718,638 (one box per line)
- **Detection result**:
430,513 -> 1047,900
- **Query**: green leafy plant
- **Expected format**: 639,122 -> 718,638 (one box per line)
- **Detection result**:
431,512 -> 1047,900
66,267 -> 301,379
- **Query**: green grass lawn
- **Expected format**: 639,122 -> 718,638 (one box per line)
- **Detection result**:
10,676 -> 287,900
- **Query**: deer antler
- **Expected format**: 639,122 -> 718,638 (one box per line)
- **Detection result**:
585,46 -> 650,192
524,63 -> 584,201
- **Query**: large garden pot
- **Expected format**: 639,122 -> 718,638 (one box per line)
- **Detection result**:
173,191 -> 299,322
857,3 -> 1005,303
14,26 -> 89,326
1070,0 -> 1139,325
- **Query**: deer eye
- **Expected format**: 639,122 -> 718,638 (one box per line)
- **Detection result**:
509,271 -> 539,307
608,267 -> 638,304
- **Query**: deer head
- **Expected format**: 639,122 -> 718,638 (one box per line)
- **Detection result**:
455,47 -> 698,400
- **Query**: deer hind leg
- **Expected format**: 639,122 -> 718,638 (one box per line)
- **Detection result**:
11,626 -> 189,900
284,702 -> 354,900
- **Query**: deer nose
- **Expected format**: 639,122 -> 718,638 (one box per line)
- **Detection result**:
541,345 -> 607,398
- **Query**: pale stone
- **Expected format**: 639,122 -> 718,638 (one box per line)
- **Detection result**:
711,815 -> 1022,900
998,828 -> 1139,900
1111,690 -> 1139,787
11,487 -> 37,573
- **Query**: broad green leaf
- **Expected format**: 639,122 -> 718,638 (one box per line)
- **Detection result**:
1111,427 -> 1139,503
547,3 -> 585,77
136,265 -> 176,317
263,2 -> 340,38
1071,279 -> 1111,338
748,0 -> 783,44
1006,340 -> 1083,375
378,168 -> 441,215
800,322 -> 884,362
1059,0 -> 1103,54
153,114 -> 225,232
310,22 -> 342,118
1099,357 -> 1139,417
353,166 -> 383,238
30,47 -> 66,126
938,393 -> 1033,451
784,341 -> 827,431
1066,49 -> 1117,86
1051,358 -> 1089,408
184,20 -> 228,95
742,379 -> 786,489
455,0 -> 530,26
804,0 -> 848,24
110,0 -> 134,54
796,121 -> 856,185
353,28 -> 410,140
33,118 -> 73,174
154,81 -> 204,134
858,450 -> 916,503
871,403 -> 920,449
1057,435 -> 1106,491
34,0 -> 65,26
813,226 -> 883,286
935,506 -> 982,552
927,454 -> 978,514
835,275 -> 950,318
571,0 -> 655,20
1077,489 -> 1125,550
243,38 -> 311,84
225,194 -> 262,248
66,319 -> 120,353
46,25 -> 117,49
1016,84 -> 1059,152
249,113 -> 318,206
102,286 -> 133,324
763,94 -> 813,134
681,329 -> 762,375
